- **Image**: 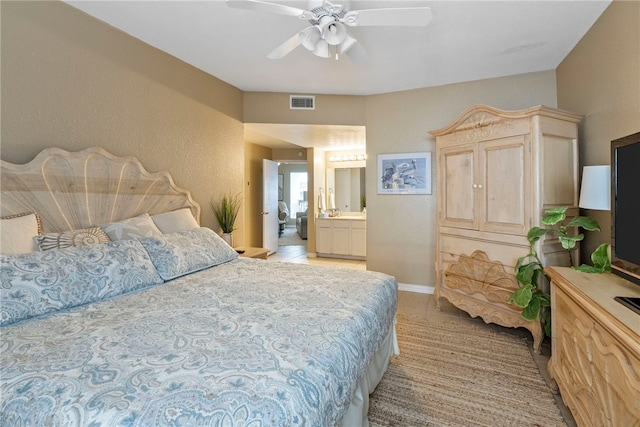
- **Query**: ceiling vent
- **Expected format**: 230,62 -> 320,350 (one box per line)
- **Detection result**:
290,95 -> 315,110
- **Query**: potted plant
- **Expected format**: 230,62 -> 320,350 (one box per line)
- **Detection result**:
211,192 -> 242,246
508,206 -> 610,337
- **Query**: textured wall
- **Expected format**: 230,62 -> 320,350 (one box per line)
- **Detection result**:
557,0 -> 640,260
4,1 -> 631,290
1,1 -> 245,243
364,72 -> 558,288
243,72 -> 559,288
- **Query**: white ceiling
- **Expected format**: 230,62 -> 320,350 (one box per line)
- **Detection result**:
65,0 -> 611,151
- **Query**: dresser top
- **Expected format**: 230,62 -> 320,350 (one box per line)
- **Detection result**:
546,266 -> 640,337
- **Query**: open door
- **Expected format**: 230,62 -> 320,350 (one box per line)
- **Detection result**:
262,159 -> 279,254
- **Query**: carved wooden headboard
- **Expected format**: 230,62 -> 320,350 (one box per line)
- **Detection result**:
1,147 -> 200,233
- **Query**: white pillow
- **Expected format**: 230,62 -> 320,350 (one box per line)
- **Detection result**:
0,212 -> 42,254
151,208 -> 199,234
101,213 -> 163,241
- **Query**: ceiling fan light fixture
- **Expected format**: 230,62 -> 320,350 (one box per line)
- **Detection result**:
312,39 -> 330,58
323,21 -> 347,45
299,26 -> 322,50
229,0 -> 433,61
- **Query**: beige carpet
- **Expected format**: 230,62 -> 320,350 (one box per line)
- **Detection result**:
278,226 -> 306,246
368,314 -> 566,427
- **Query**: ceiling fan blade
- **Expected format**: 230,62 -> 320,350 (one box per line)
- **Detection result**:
345,42 -> 368,63
267,33 -> 302,59
226,0 -> 314,19
343,7 -> 432,27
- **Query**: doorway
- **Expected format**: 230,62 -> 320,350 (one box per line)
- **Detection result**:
277,164 -> 308,250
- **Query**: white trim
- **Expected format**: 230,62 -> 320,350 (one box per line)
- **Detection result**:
398,283 -> 434,294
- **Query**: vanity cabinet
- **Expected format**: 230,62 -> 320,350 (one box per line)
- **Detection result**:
316,218 -> 366,259
430,105 -> 582,352
546,267 -> 640,427
316,219 -> 332,254
350,220 -> 366,257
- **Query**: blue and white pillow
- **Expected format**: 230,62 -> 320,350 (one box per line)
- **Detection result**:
34,227 -> 110,251
101,213 -> 162,241
139,227 -> 239,281
0,239 -> 163,326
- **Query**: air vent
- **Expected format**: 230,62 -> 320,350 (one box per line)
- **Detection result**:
290,95 -> 315,110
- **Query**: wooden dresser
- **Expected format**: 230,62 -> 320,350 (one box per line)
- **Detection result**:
546,267 -> 640,427
429,105 -> 582,353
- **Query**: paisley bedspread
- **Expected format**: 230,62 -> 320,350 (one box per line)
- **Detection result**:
1,257 -> 398,426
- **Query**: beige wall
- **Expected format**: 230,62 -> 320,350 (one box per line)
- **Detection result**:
244,92 -> 366,125
1,1 -> 246,244
365,72 -> 559,288
557,0 -> 640,260
3,1 -> 635,290
247,71 -> 558,287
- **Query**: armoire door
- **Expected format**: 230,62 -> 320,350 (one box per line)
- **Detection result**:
439,143 -> 478,230
479,135 -> 531,235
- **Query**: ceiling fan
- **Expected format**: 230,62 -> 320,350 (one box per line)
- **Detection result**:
226,0 -> 432,61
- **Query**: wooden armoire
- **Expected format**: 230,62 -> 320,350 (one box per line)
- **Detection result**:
429,105 -> 582,353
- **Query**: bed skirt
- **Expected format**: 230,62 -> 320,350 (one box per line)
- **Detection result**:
339,317 -> 400,427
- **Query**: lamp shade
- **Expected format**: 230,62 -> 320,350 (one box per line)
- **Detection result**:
578,165 -> 611,210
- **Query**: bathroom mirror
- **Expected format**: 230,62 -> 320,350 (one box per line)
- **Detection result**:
327,167 -> 365,212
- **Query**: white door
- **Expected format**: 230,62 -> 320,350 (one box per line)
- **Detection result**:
262,159 -> 279,254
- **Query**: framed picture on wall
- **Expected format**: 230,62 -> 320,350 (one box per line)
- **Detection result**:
278,174 -> 284,201
377,152 -> 432,194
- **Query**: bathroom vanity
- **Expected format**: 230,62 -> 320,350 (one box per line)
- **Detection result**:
316,215 -> 366,259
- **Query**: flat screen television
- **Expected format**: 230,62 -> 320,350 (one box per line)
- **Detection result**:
610,131 -> 640,287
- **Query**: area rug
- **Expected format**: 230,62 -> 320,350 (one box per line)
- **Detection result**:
368,314 -> 566,427
278,226 -> 306,246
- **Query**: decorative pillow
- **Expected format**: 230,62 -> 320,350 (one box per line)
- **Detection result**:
139,227 -> 238,281
101,213 -> 162,241
1,212 -> 43,254
0,239 -> 164,326
35,227 -> 110,251
151,208 -> 199,234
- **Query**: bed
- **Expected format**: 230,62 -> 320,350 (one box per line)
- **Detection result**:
0,147 -> 399,426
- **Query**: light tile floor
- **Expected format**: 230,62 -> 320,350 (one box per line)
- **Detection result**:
269,242 -> 577,427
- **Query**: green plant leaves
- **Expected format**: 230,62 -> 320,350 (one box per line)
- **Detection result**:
522,294 -> 541,321
558,233 -> 584,250
527,227 -> 549,245
510,206 -> 607,337
211,193 -> 242,234
508,283 -> 533,308
591,243 -> 611,268
515,262 -> 542,287
566,216 -> 601,232
541,207 -> 568,225
574,243 -> 611,273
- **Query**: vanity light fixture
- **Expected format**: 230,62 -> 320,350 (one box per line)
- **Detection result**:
329,154 -> 367,162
